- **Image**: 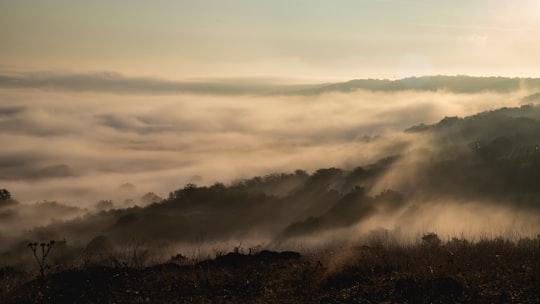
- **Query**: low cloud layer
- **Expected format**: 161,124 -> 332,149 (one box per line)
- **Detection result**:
2,73 -> 540,267
0,71 -> 308,95
2,72 -> 540,262
0,74 -> 533,206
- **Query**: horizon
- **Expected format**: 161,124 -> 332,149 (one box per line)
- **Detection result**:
2,1 -> 540,80
2,70 -> 540,95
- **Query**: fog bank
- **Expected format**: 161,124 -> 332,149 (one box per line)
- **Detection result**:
0,83 -> 530,206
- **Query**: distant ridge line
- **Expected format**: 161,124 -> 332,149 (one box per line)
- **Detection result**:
1,71 -> 540,95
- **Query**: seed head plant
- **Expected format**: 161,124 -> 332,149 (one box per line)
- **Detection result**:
27,240 -> 55,280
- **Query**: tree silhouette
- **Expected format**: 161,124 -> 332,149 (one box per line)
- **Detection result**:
0,189 -> 17,206
0,189 -> 11,200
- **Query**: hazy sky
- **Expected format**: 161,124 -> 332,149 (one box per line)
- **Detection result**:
1,0 -> 539,81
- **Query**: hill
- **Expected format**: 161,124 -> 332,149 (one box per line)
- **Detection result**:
1,104 -> 539,259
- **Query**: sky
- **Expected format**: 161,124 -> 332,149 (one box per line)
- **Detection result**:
1,0 -> 540,81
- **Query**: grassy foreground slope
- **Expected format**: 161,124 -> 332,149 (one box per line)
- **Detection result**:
2,237 -> 539,304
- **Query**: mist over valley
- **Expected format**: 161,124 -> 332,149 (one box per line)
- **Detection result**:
2,75 -> 540,259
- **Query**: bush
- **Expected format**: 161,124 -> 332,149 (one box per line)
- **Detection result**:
422,232 -> 441,246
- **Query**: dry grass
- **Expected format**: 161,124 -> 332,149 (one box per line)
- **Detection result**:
2,236 -> 539,303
